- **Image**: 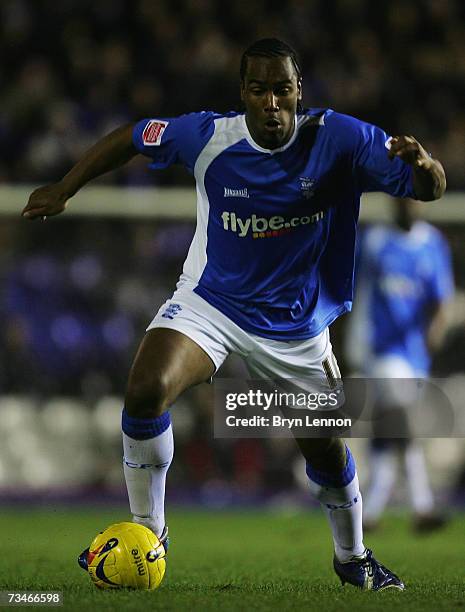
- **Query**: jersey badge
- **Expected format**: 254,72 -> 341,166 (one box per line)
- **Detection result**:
299,177 -> 316,199
142,120 -> 168,146
161,303 -> 182,319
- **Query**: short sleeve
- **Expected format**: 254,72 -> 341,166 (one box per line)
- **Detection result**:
324,111 -> 415,198
132,111 -> 216,173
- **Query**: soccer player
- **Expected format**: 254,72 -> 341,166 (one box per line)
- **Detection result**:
22,39 -> 446,591
348,198 -> 454,532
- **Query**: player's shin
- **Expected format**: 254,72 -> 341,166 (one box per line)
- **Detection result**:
363,446 -> 397,523
121,409 -> 174,538
306,445 -> 365,562
404,442 -> 434,514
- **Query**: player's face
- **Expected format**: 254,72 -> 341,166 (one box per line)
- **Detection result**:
241,56 -> 302,149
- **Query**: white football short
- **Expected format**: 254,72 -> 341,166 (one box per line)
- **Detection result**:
147,284 -> 341,393
368,355 -> 421,408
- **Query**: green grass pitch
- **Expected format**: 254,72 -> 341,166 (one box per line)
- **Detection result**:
0,507 -> 463,611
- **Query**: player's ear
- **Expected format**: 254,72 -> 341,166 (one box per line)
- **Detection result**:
297,79 -> 302,101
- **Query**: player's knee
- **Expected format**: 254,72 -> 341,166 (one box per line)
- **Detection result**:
125,371 -> 172,418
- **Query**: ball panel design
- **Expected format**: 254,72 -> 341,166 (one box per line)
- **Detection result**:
85,522 -> 166,590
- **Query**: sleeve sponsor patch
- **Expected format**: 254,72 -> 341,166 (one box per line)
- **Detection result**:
142,120 -> 168,146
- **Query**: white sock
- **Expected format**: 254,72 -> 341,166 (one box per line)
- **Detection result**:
306,448 -> 365,563
404,443 -> 434,514
363,449 -> 397,522
122,425 -> 174,537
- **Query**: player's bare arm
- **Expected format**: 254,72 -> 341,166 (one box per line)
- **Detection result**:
388,135 -> 446,201
22,123 -> 137,220
426,300 -> 451,353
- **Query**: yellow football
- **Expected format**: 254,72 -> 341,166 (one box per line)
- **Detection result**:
85,522 -> 166,590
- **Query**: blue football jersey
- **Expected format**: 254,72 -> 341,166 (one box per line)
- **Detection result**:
132,109 -> 415,340
357,222 -> 453,373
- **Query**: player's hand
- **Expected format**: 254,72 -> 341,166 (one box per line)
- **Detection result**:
22,181 -> 70,220
387,135 -> 433,170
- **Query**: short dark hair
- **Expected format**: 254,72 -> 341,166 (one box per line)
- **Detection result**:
240,38 -> 302,82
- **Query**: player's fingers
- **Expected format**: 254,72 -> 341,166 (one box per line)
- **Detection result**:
388,135 -> 417,152
389,142 -> 420,160
388,145 -> 411,159
22,185 -> 67,218
22,206 -> 48,219
391,143 -> 419,156
22,192 -> 47,214
391,135 -> 416,145
389,136 -> 417,149
23,199 -> 68,219
387,135 -> 406,159
22,197 -> 47,215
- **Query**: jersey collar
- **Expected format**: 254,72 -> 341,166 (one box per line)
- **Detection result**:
242,114 -> 300,154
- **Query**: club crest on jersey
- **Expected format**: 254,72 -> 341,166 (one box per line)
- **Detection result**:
142,120 -> 168,146
299,177 -> 316,199
161,303 -> 182,319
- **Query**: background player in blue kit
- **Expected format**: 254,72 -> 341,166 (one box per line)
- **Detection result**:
22,39 -> 446,591
348,198 -> 454,532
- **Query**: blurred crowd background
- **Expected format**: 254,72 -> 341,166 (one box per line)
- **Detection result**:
1,0 -> 465,187
1,0 -> 465,509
